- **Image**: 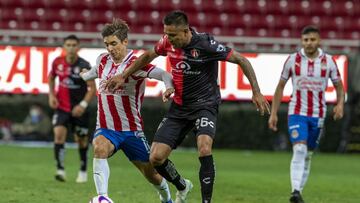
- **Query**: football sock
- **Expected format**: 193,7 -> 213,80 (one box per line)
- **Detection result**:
154,159 -> 186,191
93,158 -> 110,196
290,144 -> 307,192
79,147 -> 88,171
153,178 -> 172,201
199,155 -> 215,203
300,151 -> 313,191
54,143 -> 65,170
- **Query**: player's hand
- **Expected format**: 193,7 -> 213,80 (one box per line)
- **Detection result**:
333,103 -> 344,120
105,74 -> 125,93
268,114 -> 278,131
252,92 -> 270,116
72,105 -> 85,117
162,87 -> 175,102
48,94 -> 59,109
79,68 -> 88,78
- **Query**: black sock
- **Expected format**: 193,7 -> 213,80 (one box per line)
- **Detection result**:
54,144 -> 65,170
199,155 -> 215,203
79,147 -> 88,171
154,159 -> 186,191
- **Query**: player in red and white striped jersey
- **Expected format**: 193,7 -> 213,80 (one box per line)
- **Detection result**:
81,19 -> 174,203
269,26 -> 345,203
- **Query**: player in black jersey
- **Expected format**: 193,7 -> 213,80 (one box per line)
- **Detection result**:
48,35 -> 96,183
106,11 -> 270,203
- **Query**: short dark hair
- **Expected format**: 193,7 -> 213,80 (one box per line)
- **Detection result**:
163,10 -> 189,27
64,35 -> 80,43
301,25 -> 320,35
101,18 -> 129,41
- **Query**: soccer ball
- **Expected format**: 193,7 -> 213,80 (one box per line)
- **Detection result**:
89,195 -> 114,203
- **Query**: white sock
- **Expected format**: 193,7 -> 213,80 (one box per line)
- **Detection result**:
93,158 -> 110,196
290,144 -> 307,192
153,178 -> 171,201
300,151 -> 313,191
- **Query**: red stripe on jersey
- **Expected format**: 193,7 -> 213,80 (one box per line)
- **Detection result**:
295,53 -> 301,76
98,54 -> 108,78
307,61 -> 314,76
135,80 -> 144,129
281,56 -> 292,78
294,90 -> 301,114
106,95 -> 122,131
307,91 -> 313,116
122,96 -> 137,131
321,56 -> 327,77
319,91 -> 324,117
98,95 -> 107,129
331,56 -> 341,77
171,50 -> 185,105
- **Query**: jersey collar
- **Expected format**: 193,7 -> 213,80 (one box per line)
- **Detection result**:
300,48 -> 324,59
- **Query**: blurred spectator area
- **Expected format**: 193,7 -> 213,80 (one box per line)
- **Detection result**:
0,0 -> 359,52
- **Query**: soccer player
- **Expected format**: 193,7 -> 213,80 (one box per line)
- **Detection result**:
105,11 -> 270,203
48,35 -> 96,183
80,19 -> 174,203
268,26 -> 345,203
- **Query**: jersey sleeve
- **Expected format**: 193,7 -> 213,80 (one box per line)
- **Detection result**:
280,55 -> 293,81
202,35 -> 232,61
81,53 -> 106,80
132,64 -> 156,79
329,56 -> 341,84
48,58 -> 58,78
154,35 -> 169,56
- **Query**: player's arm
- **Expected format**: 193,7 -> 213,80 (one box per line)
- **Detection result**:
105,50 -> 159,92
72,71 -> 97,117
48,63 -> 58,109
227,50 -> 270,115
268,79 -> 287,131
147,67 -> 174,102
332,80 -> 345,121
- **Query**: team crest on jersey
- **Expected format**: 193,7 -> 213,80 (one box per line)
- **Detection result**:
191,49 -> 199,58
291,129 -> 299,139
74,66 -> 81,74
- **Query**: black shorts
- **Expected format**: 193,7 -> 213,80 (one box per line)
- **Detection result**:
52,109 -> 90,137
153,102 -> 218,149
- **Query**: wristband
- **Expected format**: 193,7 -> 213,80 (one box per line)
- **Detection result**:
79,100 -> 88,109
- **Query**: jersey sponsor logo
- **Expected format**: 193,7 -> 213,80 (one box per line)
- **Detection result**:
291,129 -> 299,139
174,61 -> 201,75
210,40 -> 216,45
295,77 -> 323,91
191,49 -> 200,58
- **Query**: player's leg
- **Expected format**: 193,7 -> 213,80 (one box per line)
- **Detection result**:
52,110 -> 69,181
195,109 -> 217,203
92,129 -> 119,198
151,118 -> 193,203
288,115 -> 308,203
300,117 -> 324,191
73,113 -> 90,183
121,132 -> 173,202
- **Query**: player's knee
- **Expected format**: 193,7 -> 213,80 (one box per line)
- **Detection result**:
93,144 -> 109,158
198,145 -> 212,156
293,143 -> 307,155
149,153 -> 165,166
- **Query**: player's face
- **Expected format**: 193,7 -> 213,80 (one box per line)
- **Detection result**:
164,25 -> 190,48
103,35 -> 128,62
63,39 -> 79,56
301,32 -> 320,56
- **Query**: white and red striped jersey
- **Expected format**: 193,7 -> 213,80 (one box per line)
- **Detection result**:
84,50 -> 155,131
281,48 -> 341,118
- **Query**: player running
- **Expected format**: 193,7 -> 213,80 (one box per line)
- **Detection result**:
81,19 -> 174,203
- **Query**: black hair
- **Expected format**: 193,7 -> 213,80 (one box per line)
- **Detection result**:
63,35 -> 80,43
301,25 -> 320,35
101,18 -> 129,41
163,10 -> 189,27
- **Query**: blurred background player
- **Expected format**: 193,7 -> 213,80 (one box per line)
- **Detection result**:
268,26 -> 345,203
48,35 -> 96,183
81,19 -> 174,203
106,10 -> 270,203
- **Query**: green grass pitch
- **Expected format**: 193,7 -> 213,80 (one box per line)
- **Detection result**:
0,145 -> 359,203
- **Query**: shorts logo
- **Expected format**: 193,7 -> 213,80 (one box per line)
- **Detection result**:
291,129 -> 299,139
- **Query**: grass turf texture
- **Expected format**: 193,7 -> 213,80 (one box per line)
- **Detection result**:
0,145 -> 359,203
